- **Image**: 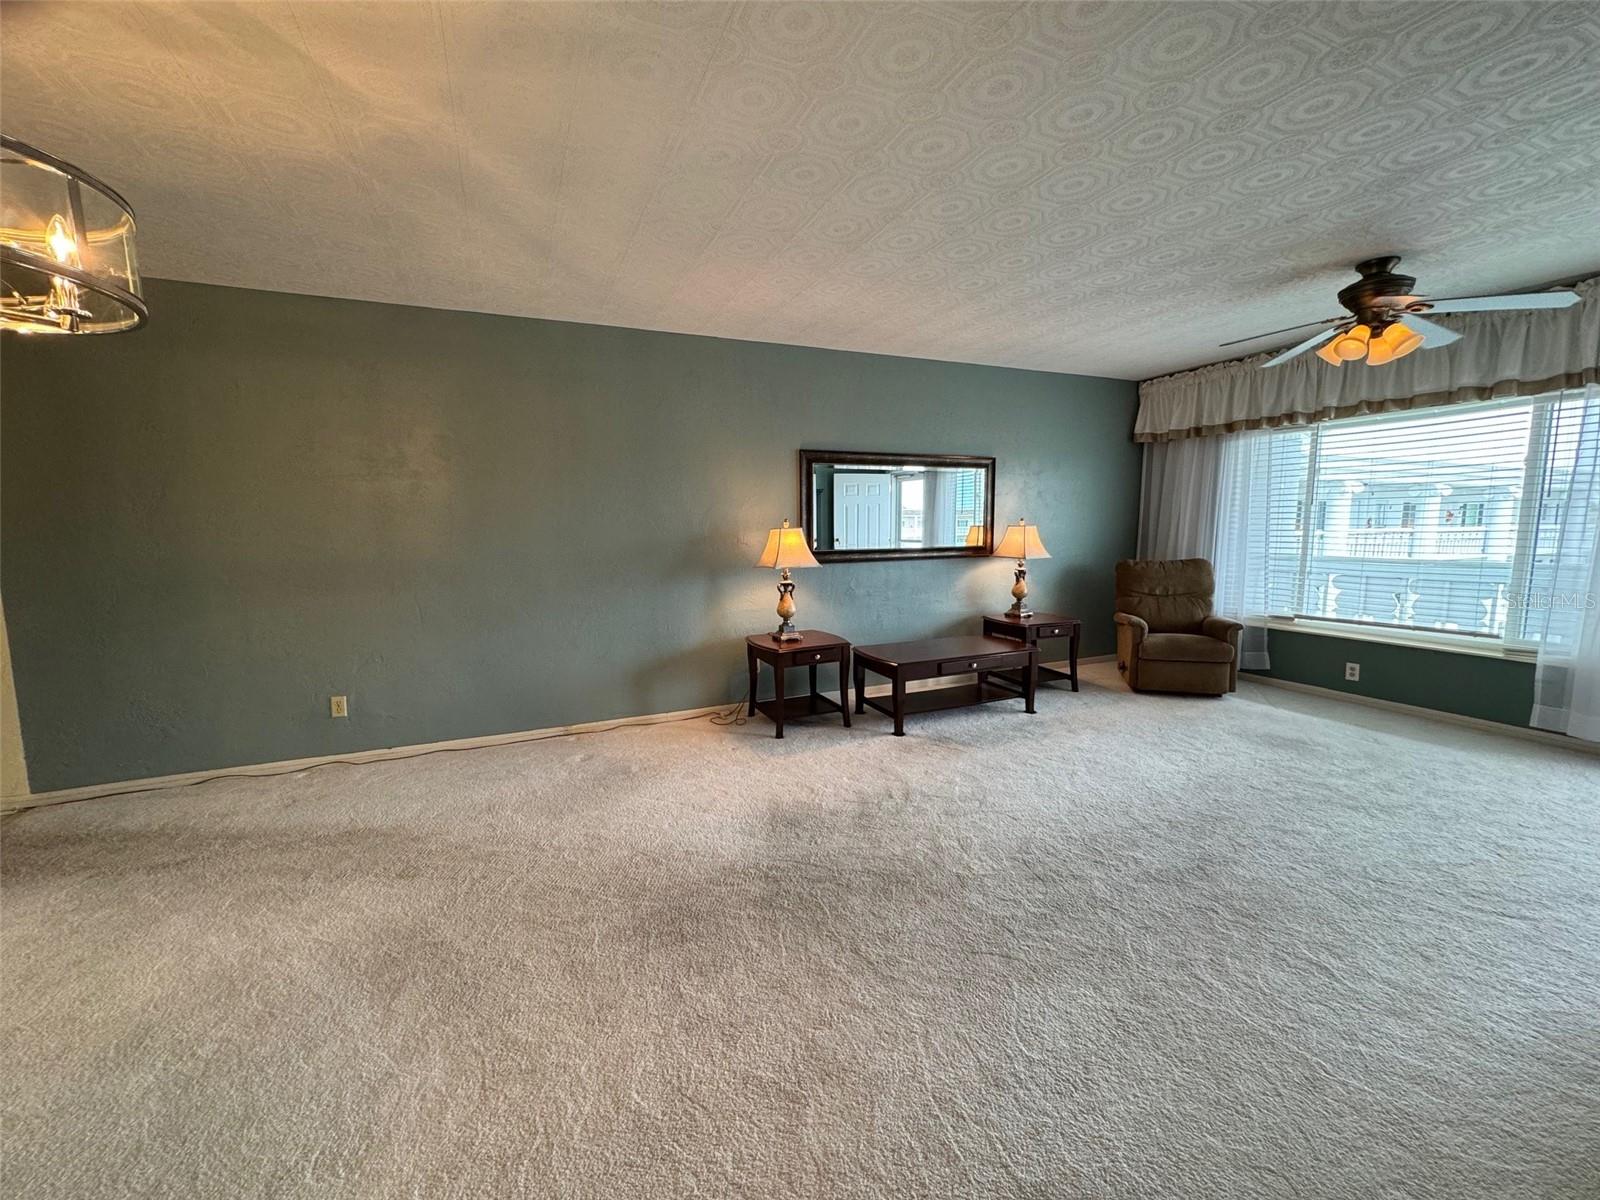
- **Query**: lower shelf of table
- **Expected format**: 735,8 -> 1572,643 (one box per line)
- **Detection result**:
859,680 -> 1029,719
987,663 -> 1076,693
755,694 -> 846,723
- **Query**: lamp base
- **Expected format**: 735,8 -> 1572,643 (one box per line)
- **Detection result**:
1007,560 -> 1032,618
772,573 -> 801,641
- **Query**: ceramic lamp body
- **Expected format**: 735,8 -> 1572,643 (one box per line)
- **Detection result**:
1009,564 -> 1032,617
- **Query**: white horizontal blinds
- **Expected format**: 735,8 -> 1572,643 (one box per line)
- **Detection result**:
1250,428 -> 1313,620
1258,397 -> 1556,641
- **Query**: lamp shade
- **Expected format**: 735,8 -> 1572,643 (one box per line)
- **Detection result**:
994,520 -> 1050,560
755,519 -> 819,570
1,136 -> 146,334
1329,324 -> 1371,362
965,524 -> 986,546
1382,320 -> 1423,358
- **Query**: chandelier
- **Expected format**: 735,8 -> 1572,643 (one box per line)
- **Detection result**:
1,135 -> 146,334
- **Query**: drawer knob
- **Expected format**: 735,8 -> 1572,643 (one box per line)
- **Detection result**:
969,661 -> 977,668
813,653 -> 821,660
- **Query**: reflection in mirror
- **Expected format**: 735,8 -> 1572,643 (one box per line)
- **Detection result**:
800,452 -> 994,562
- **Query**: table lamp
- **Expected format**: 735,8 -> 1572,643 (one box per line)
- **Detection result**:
755,518 -> 819,642
993,519 -> 1049,618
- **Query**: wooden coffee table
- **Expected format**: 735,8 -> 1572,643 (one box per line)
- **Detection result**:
853,635 -> 1037,736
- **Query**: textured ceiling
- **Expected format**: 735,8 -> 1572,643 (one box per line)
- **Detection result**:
3,1 -> 1598,380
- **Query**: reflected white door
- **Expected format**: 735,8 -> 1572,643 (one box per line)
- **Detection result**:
833,473 -> 893,549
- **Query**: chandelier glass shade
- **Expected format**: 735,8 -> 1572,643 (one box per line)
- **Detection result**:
1,135 -> 146,334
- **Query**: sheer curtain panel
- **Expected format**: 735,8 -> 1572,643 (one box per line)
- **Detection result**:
1137,436 -> 1226,560
1528,385 -> 1600,742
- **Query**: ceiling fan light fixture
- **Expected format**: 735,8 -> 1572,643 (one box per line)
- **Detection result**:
1330,324 -> 1371,361
1242,258 -> 1580,370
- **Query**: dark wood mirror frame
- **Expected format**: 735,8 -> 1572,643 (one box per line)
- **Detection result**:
799,449 -> 997,563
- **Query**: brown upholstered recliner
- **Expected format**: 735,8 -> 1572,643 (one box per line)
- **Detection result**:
1114,558 -> 1243,696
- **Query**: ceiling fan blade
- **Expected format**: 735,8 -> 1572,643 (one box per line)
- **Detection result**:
1422,290 -> 1580,314
1219,315 -> 1343,348
1397,313 -> 1461,347
1260,327 -> 1338,368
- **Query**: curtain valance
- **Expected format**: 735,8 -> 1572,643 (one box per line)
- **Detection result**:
1135,275 -> 1600,443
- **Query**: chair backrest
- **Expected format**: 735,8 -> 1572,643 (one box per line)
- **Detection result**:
1115,558 -> 1215,633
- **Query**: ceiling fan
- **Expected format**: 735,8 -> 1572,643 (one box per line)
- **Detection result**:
1222,257 -> 1582,369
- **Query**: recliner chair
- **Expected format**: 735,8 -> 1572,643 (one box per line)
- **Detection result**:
1114,558 -> 1242,696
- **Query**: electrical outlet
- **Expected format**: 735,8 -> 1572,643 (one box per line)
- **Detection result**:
330,695 -> 348,718
1344,662 -> 1360,682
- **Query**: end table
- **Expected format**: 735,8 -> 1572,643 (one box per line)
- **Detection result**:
745,631 -> 852,739
981,612 -> 1080,692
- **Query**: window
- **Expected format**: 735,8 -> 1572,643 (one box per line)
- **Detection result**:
951,470 -> 980,534
896,476 -> 924,546
1226,392 -> 1593,650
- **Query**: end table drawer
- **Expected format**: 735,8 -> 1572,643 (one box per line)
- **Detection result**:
781,646 -> 844,667
939,651 -> 1032,675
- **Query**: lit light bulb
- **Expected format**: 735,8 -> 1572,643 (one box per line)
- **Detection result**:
1330,324 -> 1371,362
42,214 -> 84,331
45,214 -> 78,265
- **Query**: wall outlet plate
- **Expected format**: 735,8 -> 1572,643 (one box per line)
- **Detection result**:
1344,663 -> 1360,682
330,695 -> 348,718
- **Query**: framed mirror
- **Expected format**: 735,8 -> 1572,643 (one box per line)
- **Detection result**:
799,450 -> 995,562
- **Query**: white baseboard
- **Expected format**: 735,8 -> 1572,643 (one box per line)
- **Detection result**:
1241,673 -> 1598,755
0,655 -> 1119,814
0,701 -> 732,813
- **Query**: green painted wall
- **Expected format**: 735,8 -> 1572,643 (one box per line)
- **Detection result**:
1246,629 -> 1535,726
1,279 -> 1140,791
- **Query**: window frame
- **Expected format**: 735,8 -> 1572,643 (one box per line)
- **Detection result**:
1252,393 -> 1564,659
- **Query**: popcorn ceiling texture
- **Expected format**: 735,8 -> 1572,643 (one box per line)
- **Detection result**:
3,665 -> 1597,1198
1,2 -> 1597,378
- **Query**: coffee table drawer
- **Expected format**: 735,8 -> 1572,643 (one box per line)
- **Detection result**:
938,651 -> 1032,674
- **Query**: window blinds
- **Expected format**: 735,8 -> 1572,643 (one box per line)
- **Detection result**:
1248,395 -> 1576,642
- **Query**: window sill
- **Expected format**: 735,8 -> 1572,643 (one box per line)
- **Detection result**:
1257,617 -> 1537,663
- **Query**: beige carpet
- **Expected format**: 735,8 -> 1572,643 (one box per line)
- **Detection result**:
3,664 -> 1597,1199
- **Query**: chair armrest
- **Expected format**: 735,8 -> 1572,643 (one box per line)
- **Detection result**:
1113,612 -> 1148,642
1201,616 -> 1243,644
